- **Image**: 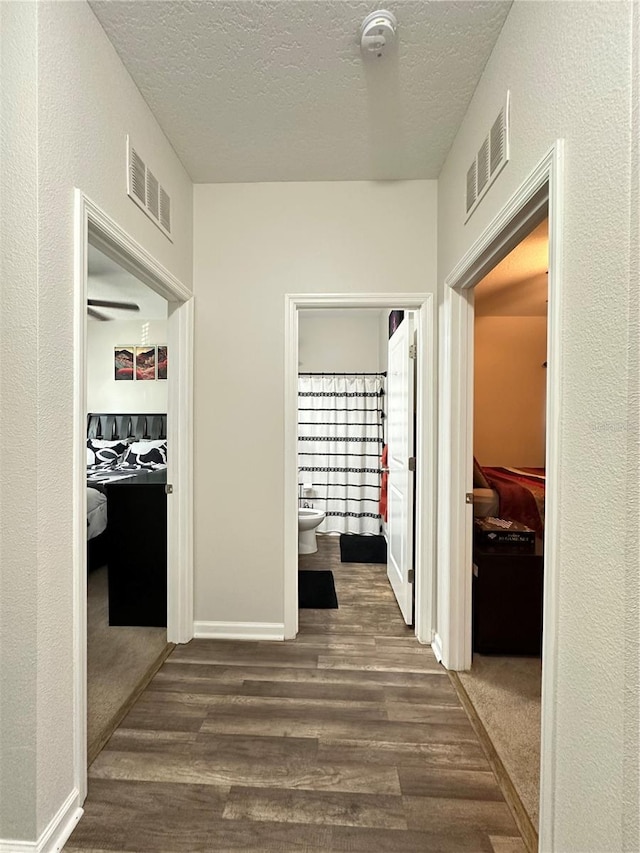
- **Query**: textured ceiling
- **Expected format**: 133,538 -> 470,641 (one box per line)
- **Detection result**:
475,219 -> 549,317
88,245 -> 168,321
89,1 -> 513,183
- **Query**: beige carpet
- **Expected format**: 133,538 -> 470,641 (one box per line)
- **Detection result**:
459,655 -> 542,828
87,566 -> 168,761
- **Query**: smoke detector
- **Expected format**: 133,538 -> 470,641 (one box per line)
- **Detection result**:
360,10 -> 397,58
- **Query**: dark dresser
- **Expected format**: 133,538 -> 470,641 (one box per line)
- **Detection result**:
106,469 -> 167,627
472,538 -> 544,655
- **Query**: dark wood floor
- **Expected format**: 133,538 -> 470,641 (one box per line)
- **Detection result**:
66,535 -> 526,852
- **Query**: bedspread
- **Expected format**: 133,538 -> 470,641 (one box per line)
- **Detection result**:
483,467 -> 545,536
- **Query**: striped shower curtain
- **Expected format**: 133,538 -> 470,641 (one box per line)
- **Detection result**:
297,374 -> 384,535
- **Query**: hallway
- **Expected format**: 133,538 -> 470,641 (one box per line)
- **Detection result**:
66,536 -> 525,852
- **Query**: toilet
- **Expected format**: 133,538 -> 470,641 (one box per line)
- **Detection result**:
298,507 -> 326,554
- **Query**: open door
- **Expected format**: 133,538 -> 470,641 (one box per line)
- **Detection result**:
386,314 -> 415,624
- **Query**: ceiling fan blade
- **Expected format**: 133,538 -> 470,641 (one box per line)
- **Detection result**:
88,299 -> 140,312
87,307 -> 110,321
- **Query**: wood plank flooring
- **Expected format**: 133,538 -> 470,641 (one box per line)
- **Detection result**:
65,535 -> 526,852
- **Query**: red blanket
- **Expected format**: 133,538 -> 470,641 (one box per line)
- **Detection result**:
483,467 -> 545,536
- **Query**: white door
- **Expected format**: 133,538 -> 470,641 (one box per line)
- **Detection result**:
386,315 -> 415,624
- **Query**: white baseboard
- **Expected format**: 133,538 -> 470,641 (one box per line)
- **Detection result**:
431,632 -> 444,664
0,788 -> 83,853
193,621 -> 285,641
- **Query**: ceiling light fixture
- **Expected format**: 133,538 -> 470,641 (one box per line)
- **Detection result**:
360,10 -> 397,58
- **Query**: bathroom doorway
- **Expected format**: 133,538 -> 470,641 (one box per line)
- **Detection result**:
283,293 -> 435,644
296,309 -> 393,633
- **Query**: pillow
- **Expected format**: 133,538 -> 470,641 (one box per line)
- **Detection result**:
120,440 -> 167,470
87,439 -> 129,467
473,456 -> 491,489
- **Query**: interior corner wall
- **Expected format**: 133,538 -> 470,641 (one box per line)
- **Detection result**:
437,2 -> 636,849
0,1 -> 194,845
87,319 -> 169,413
474,316 -> 547,467
193,180 -> 437,626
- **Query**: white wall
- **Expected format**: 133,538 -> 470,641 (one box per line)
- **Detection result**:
0,1 -> 193,844
87,319 -> 168,414
437,2 -> 638,849
193,181 -> 437,626
474,316 -> 547,467
298,310 -> 382,372
0,2 -> 39,841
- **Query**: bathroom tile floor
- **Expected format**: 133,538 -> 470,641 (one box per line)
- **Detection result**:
65,534 -> 526,853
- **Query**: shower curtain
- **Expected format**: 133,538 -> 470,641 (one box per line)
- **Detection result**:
297,373 -> 384,535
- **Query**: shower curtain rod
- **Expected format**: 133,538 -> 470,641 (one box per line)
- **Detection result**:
299,371 -> 387,377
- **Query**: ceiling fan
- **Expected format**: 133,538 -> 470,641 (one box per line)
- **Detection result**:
87,298 -> 141,321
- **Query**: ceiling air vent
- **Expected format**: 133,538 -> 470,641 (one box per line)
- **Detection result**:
465,91 -> 510,222
126,136 -> 173,242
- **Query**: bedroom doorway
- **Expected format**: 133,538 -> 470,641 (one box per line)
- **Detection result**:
462,216 -> 549,844
439,142 -> 564,851
73,192 -> 194,801
85,242 -> 171,764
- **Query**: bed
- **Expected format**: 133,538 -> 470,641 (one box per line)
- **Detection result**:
86,413 -> 167,571
473,460 -> 545,536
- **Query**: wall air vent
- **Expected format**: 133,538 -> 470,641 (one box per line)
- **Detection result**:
159,187 -> 171,234
146,169 -> 159,219
126,136 -> 173,242
465,91 -> 510,221
466,161 -> 477,213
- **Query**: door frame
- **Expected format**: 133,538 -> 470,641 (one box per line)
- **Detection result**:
438,141 -> 564,844
283,293 -> 436,643
73,190 -> 194,799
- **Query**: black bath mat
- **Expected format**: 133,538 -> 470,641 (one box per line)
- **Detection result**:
298,570 -> 338,609
339,534 -> 387,564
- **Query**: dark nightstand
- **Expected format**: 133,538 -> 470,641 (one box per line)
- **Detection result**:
472,538 -> 544,655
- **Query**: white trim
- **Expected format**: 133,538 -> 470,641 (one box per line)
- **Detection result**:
166,297 -> 195,644
73,191 -> 194,806
438,142 -> 564,851
283,293 -> 436,645
538,141 -> 565,853
0,789 -> 83,853
193,622 -> 286,641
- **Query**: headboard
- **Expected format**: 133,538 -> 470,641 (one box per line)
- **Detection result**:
87,413 -> 167,441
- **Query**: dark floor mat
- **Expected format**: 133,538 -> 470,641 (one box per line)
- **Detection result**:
298,570 -> 338,609
339,534 -> 387,564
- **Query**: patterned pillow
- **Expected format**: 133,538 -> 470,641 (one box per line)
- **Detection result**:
87,439 -> 129,467
120,440 -> 167,470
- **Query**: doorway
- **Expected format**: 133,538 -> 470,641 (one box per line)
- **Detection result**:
439,142 -> 564,849
85,242 -> 172,762
296,308 -> 409,633
461,216 -> 549,842
73,192 -> 194,800
283,293 -> 436,644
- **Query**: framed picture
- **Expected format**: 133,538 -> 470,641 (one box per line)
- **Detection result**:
135,346 -> 156,380
114,346 -> 134,380
157,345 -> 167,380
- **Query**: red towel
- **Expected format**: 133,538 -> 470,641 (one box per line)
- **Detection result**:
379,444 -> 389,522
